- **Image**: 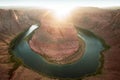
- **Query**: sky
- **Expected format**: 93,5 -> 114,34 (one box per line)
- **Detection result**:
0,0 -> 119,21
0,0 -> 120,9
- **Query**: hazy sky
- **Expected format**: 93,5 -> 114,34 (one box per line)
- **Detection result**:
0,0 -> 120,9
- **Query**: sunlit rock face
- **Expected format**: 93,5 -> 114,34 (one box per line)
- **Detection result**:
29,18 -> 80,63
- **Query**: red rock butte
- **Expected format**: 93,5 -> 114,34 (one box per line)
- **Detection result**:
29,19 -> 83,64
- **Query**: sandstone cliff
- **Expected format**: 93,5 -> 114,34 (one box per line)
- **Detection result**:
0,7 -> 120,80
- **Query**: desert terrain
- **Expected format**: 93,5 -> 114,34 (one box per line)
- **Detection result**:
0,7 -> 120,80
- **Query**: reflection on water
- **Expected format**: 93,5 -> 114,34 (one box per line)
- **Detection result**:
25,24 -> 39,37
12,25 -> 105,78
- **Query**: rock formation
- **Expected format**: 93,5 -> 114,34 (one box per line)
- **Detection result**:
29,17 -> 84,64
0,7 -> 120,80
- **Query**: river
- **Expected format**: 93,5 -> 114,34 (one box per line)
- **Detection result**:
12,24 -> 105,78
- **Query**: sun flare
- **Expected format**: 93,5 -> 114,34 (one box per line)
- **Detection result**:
50,6 -> 74,20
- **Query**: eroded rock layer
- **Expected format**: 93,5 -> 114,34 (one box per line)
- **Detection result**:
29,18 -> 83,64
0,8 -> 120,80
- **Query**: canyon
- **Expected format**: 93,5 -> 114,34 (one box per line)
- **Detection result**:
0,7 -> 120,80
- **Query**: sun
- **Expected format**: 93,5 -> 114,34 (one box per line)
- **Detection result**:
53,8 -> 70,19
50,6 -> 74,20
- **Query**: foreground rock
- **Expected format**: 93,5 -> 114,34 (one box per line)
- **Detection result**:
0,9 -> 20,80
10,66 -> 58,80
